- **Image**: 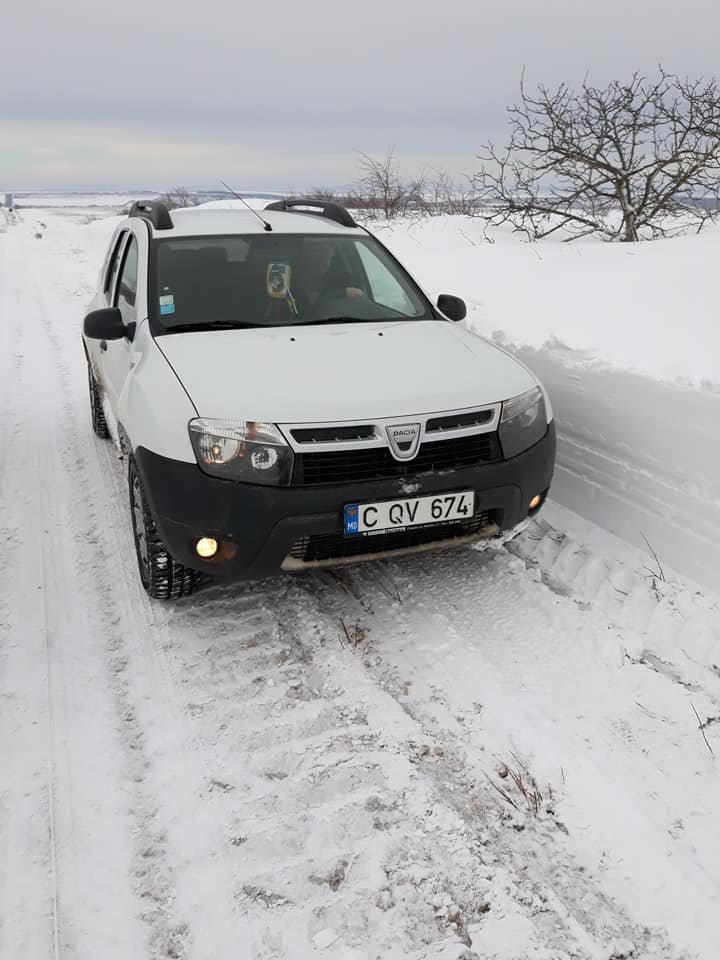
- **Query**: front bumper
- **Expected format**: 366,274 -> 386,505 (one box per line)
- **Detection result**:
134,420 -> 556,580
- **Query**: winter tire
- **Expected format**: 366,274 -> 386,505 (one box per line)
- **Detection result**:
88,364 -> 110,439
128,457 -> 201,600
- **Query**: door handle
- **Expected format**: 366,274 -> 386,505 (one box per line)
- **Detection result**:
100,340 -> 108,352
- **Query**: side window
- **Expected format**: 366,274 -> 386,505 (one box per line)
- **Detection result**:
114,236 -> 139,325
104,232 -> 127,295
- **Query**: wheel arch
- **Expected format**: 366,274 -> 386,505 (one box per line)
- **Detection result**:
117,325 -> 198,464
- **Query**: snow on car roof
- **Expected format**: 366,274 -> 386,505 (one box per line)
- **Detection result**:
147,207 -> 360,238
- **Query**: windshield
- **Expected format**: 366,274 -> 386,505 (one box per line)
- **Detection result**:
150,233 -> 433,333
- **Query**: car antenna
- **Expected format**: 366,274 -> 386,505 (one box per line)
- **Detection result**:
220,180 -> 272,231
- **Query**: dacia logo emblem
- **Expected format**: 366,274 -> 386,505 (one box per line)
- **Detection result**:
386,423 -> 421,461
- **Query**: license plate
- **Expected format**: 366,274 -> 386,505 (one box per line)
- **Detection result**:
344,490 -> 475,536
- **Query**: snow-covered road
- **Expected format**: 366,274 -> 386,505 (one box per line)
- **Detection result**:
1,209 -> 720,960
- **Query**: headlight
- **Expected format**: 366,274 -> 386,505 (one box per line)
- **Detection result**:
188,419 -> 294,486
499,386 -> 547,459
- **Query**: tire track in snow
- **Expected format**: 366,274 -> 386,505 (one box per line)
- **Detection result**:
0,235 -> 60,960
124,552 -> 684,959
26,219 -> 263,958
304,558 -> 688,960
88,457 -> 486,958
11,223 -> 192,960
309,542 -> 717,958
86,444 -> 261,960
110,568 -> 527,958
3,227 -> 151,959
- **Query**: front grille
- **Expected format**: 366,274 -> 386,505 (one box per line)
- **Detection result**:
293,432 -> 502,486
426,409 -> 494,432
289,510 -> 497,563
291,424 -> 377,443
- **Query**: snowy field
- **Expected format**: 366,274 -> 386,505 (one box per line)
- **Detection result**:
1,196 -> 720,960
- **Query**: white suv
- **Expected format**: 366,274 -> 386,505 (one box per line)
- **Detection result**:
82,198 -> 555,598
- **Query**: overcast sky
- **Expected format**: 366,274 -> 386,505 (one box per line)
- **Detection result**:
2,0 -> 719,191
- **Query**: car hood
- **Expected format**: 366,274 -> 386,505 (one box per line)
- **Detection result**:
157,320 -> 536,423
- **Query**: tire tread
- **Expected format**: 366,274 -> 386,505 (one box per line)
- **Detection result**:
129,458 -> 201,600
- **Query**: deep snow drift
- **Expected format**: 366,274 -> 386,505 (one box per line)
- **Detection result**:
375,217 -> 720,593
1,199 -> 719,960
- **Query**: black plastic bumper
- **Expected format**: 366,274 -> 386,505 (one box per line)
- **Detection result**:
134,421 -> 556,579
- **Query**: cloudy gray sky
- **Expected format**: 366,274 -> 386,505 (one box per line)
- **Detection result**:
2,0 -> 719,190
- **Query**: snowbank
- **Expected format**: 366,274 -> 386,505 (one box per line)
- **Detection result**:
377,215 -> 720,389
378,217 -> 720,593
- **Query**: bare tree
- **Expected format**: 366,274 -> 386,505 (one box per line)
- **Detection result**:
353,151 -> 428,219
426,168 -> 480,216
157,186 -> 199,210
474,68 -> 720,241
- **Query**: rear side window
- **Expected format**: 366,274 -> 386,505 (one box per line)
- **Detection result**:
115,236 -> 139,324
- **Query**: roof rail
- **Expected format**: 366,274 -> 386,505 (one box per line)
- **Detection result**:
128,200 -> 174,231
264,198 -> 357,228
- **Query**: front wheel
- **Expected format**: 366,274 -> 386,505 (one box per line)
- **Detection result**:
128,457 -> 201,600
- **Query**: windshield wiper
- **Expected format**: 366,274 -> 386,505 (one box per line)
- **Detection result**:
160,320 -> 262,334
291,316 -> 398,326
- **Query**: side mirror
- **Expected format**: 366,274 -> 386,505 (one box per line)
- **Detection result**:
437,294 -> 467,322
84,307 -> 125,340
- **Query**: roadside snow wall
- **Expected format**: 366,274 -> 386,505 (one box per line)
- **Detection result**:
514,346 -> 720,593
380,218 -> 720,593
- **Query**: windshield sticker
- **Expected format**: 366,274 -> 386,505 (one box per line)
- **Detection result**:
159,294 -> 175,316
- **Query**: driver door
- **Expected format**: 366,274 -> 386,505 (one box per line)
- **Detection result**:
102,232 -> 140,429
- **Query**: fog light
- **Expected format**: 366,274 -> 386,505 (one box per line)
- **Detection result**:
529,494 -> 542,510
195,537 -> 218,558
